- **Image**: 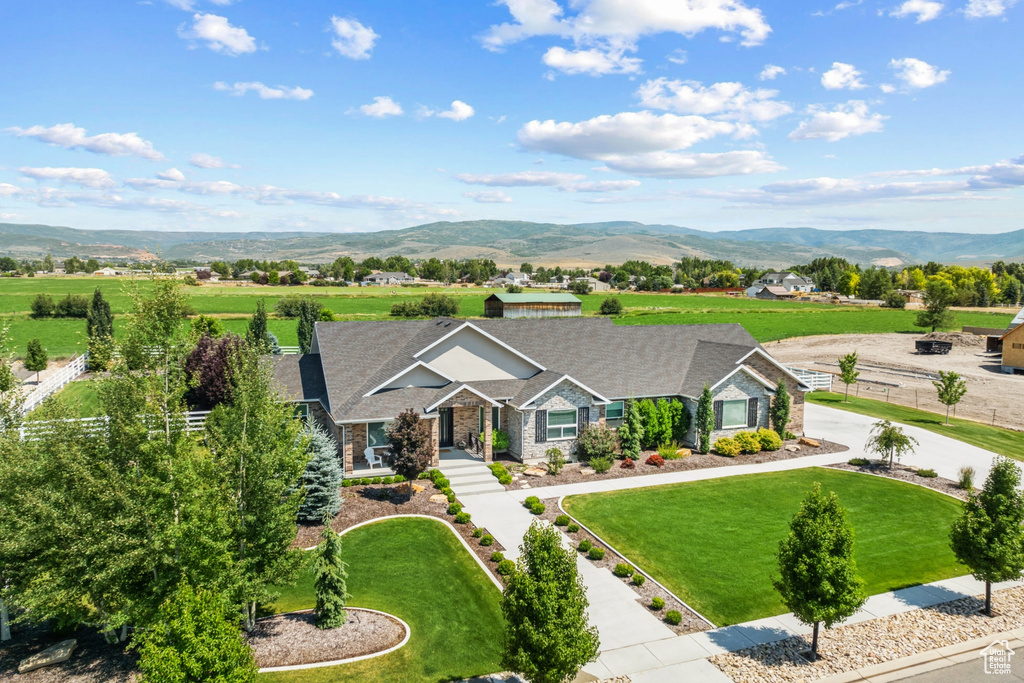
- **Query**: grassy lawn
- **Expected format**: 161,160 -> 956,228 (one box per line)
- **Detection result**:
28,380 -> 102,418
261,517 -> 504,683
563,468 -> 963,626
807,391 -> 1024,460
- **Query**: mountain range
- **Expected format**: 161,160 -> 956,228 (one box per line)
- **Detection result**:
1,221 -> 1021,268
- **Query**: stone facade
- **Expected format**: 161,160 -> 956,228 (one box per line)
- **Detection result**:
743,354 -> 806,435
439,389 -> 493,461
516,381 -> 600,462
681,370 -> 775,447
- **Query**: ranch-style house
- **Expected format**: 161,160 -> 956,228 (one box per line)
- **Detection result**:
273,318 -> 811,475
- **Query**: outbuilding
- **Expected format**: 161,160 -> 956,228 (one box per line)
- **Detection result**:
483,293 -> 582,319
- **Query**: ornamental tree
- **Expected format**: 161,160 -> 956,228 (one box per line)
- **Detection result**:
617,400 -> 644,460
934,370 -> 967,425
297,297 -> 320,353
131,583 -> 257,683
950,457 -> 1024,616
386,409 -> 434,487
773,483 -> 866,661
837,351 -> 859,403
865,419 -> 918,470
184,333 -> 242,410
245,299 -> 272,352
695,384 -> 714,454
86,288 -> 113,339
501,521 -> 599,683
770,379 -> 791,438
297,423 -> 344,523
637,399 -> 659,449
24,338 -> 48,384
313,522 -> 351,629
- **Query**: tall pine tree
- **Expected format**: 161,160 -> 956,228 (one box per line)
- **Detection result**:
313,523 -> 351,629
617,399 -> 644,460
298,423 -> 344,523
695,384 -> 714,454
86,288 -> 113,339
245,299 -> 272,351
770,379 -> 791,438
297,297 -> 320,354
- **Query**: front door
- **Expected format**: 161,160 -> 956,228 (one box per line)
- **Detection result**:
439,408 -> 454,448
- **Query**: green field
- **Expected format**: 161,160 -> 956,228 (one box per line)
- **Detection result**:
28,380 -> 102,418
807,391 -> 1024,460
262,517 -> 504,683
0,277 -> 1012,358
563,468 -> 963,626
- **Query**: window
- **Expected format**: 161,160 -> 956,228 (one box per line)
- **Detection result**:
546,409 -> 577,440
492,406 -> 501,429
367,421 -> 389,448
606,401 -> 624,420
294,404 -> 309,420
721,400 -> 748,429
479,406 -> 485,433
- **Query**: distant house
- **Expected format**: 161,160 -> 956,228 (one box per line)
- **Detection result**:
93,267 -> 117,276
572,276 -> 610,292
754,285 -> 798,300
1000,306 -> 1024,374
364,271 -> 414,285
53,261 -> 66,275
754,272 -> 815,294
484,293 -> 582,318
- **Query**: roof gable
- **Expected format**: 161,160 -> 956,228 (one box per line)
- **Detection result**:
414,322 -> 544,380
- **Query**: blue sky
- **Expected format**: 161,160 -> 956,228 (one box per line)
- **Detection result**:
1,0 -> 1022,235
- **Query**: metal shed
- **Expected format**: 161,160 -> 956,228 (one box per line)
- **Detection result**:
483,293 -> 583,319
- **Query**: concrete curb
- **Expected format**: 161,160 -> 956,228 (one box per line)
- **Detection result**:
256,607 -> 411,673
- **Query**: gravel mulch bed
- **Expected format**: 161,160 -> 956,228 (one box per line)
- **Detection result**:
711,586 -> 1024,683
829,461 -> 970,500
249,608 -> 405,668
534,497 -> 710,636
497,439 -> 848,492
294,481 -> 507,584
0,622 -> 137,683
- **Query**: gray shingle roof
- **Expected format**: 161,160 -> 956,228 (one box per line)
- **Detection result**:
272,354 -> 327,403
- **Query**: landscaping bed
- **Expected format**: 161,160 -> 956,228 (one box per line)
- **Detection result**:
711,585 -> 1024,683
492,438 -> 848,492
533,497 -> 710,635
0,623 -> 137,683
829,461 -> 969,500
249,608 -> 405,669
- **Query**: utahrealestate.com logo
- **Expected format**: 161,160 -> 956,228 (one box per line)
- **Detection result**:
981,640 -> 1015,675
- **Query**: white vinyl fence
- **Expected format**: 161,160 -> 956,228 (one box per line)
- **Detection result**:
21,353 -> 89,415
786,366 -> 834,391
19,410 -> 212,441
276,346 -> 300,355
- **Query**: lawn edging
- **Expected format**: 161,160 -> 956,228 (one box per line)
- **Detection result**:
256,608 -> 411,674
556,494 -> 716,629
301,513 -> 503,591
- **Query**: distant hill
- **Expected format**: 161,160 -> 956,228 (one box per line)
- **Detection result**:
1,221 -> 1021,268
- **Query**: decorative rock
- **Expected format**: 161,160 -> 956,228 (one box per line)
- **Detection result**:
523,467 -> 547,477
411,483 -> 425,493
18,639 -> 77,674
785,445 -> 800,452
799,437 -> 821,447
429,494 -> 448,504
676,448 -> 692,458
520,483 -> 531,489
580,467 -> 596,476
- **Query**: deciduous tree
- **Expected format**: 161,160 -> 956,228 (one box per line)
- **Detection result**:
24,338 -> 47,384
837,351 -> 859,402
934,370 -> 967,425
916,279 -> 957,331
386,409 -> 434,487
865,419 -> 918,469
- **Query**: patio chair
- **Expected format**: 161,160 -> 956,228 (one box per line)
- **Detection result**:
363,447 -> 383,469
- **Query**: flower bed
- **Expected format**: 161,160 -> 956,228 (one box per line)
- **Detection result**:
250,608 -> 406,669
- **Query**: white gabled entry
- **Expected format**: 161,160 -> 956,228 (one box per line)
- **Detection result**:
414,323 -> 545,381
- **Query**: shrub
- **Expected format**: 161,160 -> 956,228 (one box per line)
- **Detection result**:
665,610 -> 683,625
490,551 -> 505,562
341,480 -> 352,488
577,539 -> 593,552
884,291 -> 908,309
54,294 -> 90,318
472,527 -> 484,538
419,293 -> 460,317
454,512 -> 471,524
393,474 -> 405,483
588,547 -> 605,561
613,563 -> 635,578
382,476 -> 394,485
756,428 -> 783,452
848,457 -> 870,466
567,523 -> 580,533
418,471 -> 432,480
30,293 -> 54,317
446,491 -> 456,503
496,559 -> 515,576
734,431 -> 761,454
632,574 -> 646,587
433,476 -> 450,490
546,447 -> 566,475
480,535 -> 494,546
713,437 -> 742,457
447,502 -> 463,515
524,496 -> 541,508
498,475 -> 512,485
645,454 -> 665,468
650,597 -> 665,611
274,294 -> 309,317
378,489 -> 394,501
658,442 -> 680,460
530,503 -> 546,515
599,297 -> 623,315
359,478 -> 371,486
492,429 -> 510,452
576,425 -> 618,462
555,515 -> 571,526
589,456 -> 613,474
620,458 -> 635,470
488,462 -> 509,479
958,465 -> 976,491
371,476 -> 382,485
917,468 -> 938,478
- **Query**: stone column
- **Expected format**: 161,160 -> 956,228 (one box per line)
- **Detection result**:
342,425 -> 354,475
483,408 -> 493,462
430,417 -> 440,466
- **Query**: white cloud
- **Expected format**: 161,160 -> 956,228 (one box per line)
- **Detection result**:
19,167 -> 115,189
834,0 -> 864,9
482,0 -> 772,51
890,0 -> 944,21
542,46 -> 642,76
667,49 -> 688,65
125,175 -> 246,195
456,171 -> 587,187
821,62 -> 867,90
163,0 -> 236,10
330,16 -> 378,59
158,168 -> 187,181
356,96 -> 403,118
189,153 -> 239,169
213,81 -> 314,100
6,123 -> 165,160
596,150 -> 782,178
179,13 -> 257,56
759,64 -> 786,80
463,190 -> 514,203
558,179 -> 642,192
420,100 -> 476,121
635,78 -> 792,122
252,186 -> 424,211
889,57 -> 950,89
789,101 -> 887,141
963,0 -> 1017,17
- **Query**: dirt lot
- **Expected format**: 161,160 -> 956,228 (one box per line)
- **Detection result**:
767,332 -> 1024,430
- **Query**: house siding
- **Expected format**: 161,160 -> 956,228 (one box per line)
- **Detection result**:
682,373 -> 774,446
517,382 -> 600,461
743,355 -> 806,435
